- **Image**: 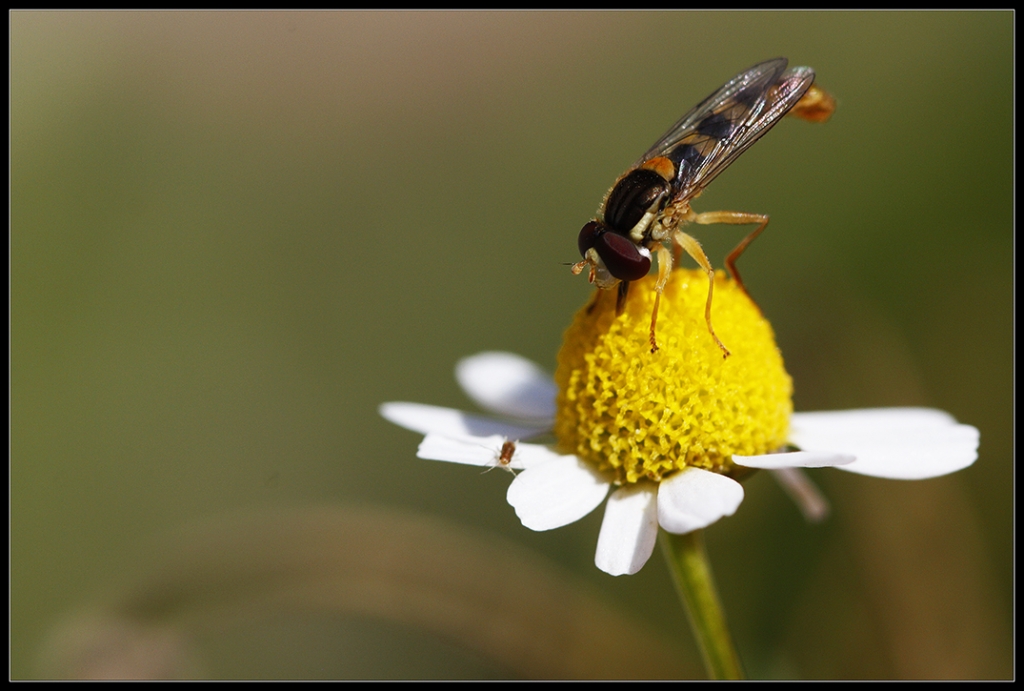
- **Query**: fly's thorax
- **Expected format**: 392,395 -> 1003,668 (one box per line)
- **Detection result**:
602,169 -> 671,237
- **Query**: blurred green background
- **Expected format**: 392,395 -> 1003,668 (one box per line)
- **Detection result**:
12,11 -> 1011,679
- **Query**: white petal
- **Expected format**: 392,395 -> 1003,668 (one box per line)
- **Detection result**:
793,407 -> 957,431
657,468 -> 744,534
769,468 -> 830,523
418,434 -> 505,466
595,484 -> 659,576
379,402 -> 549,439
790,408 -> 979,480
733,450 -> 855,468
511,442 -> 570,470
455,352 -> 557,421
506,455 -> 610,531
417,434 -> 560,471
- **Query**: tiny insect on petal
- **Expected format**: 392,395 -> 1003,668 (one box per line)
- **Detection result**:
417,434 -> 510,467
417,434 -> 562,471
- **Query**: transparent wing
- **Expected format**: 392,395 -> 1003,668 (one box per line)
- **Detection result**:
636,58 -> 815,203
637,58 -> 788,163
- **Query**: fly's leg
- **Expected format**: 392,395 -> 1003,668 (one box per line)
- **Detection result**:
616,280 -> 630,315
648,244 -> 674,353
672,231 -> 730,358
691,210 -> 770,313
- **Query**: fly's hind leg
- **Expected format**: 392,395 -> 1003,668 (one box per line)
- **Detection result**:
672,231 -> 730,358
691,210 -> 770,313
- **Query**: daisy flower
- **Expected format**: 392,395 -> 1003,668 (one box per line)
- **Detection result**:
380,270 -> 979,578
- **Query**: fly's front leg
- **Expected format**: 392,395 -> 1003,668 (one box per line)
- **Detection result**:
616,280 -> 630,315
691,210 -> 770,312
673,231 -> 730,358
649,244 -> 674,353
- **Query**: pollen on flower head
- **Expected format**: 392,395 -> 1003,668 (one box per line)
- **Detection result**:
554,269 -> 792,485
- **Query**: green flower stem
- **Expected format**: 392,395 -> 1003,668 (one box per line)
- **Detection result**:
659,529 -> 745,680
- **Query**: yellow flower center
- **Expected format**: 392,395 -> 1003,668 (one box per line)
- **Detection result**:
554,269 -> 792,485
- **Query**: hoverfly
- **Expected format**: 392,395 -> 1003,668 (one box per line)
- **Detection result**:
572,58 -> 835,357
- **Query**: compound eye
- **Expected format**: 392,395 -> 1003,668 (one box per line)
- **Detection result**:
594,231 -> 651,281
577,220 -> 604,257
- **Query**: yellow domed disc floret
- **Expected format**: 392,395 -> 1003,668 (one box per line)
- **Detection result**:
555,269 -> 792,485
